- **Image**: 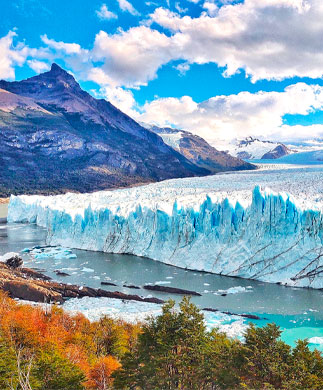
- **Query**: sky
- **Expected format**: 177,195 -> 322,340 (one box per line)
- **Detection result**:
1,0 -> 323,147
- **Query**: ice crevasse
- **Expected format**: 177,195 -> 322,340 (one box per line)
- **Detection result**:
7,170 -> 323,288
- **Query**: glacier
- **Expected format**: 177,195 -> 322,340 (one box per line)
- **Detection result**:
7,165 -> 323,288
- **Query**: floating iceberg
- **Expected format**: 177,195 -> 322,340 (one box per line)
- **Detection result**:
63,296 -> 248,339
8,166 -> 323,288
21,246 -> 77,260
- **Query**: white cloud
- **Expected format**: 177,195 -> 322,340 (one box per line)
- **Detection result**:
40,34 -> 84,55
82,0 -> 323,88
174,62 -> 190,75
202,1 -> 218,16
137,83 -> 323,145
100,85 -> 138,117
175,2 -> 188,14
96,4 -> 118,20
117,0 -> 140,16
148,0 -> 323,82
0,31 -> 28,79
27,59 -> 50,73
91,27 -> 176,87
12,0 -> 322,90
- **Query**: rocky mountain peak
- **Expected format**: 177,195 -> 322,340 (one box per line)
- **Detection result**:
50,62 -> 66,73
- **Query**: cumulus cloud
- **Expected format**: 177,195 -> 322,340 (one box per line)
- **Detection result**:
40,34 -> 84,55
202,1 -> 218,16
0,31 -> 29,79
148,0 -> 323,82
91,27 -> 176,87
117,0 -> 140,15
96,4 -> 118,20
72,0 -> 323,88
137,83 -> 323,145
100,85 -> 138,117
15,0 -> 322,90
27,59 -> 50,73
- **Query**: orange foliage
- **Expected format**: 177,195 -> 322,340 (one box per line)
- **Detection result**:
0,291 -> 139,389
87,356 -> 121,390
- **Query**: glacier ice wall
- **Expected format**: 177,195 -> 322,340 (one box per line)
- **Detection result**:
8,182 -> 323,288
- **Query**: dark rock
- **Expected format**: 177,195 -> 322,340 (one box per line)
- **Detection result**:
101,281 -> 117,286
96,289 -> 164,304
21,268 -> 52,281
144,284 -> 202,296
123,284 -> 140,289
5,254 -> 23,269
54,270 -> 70,277
240,314 -> 262,320
203,306 -> 262,320
202,307 -> 219,313
222,311 -> 262,320
221,293 -> 227,296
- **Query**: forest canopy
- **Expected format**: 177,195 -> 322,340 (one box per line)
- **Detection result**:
0,292 -> 322,390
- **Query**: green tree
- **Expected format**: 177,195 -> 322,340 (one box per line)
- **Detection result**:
115,297 -> 217,390
0,334 -> 17,390
282,339 -> 323,390
32,348 -> 85,390
242,323 -> 291,389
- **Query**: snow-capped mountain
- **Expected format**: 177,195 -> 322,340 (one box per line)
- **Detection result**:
0,64 -> 217,197
143,125 -> 254,173
227,137 -> 292,160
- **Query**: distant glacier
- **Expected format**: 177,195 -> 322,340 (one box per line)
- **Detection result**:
8,165 -> 323,288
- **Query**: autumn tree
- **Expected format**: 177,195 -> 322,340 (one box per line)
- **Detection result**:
87,355 -> 121,390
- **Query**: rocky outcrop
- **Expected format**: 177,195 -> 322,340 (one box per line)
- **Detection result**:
0,252 -> 23,268
0,262 -> 164,304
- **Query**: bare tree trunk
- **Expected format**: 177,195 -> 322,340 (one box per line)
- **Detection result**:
9,349 -> 34,390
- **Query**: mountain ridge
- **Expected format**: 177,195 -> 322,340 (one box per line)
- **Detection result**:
144,124 -> 254,173
0,64 -> 254,196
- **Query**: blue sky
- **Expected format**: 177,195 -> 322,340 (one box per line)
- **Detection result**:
1,0 -> 323,146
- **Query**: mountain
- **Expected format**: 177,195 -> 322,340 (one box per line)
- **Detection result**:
0,64 -> 216,197
143,125 -> 254,173
228,137 -> 292,160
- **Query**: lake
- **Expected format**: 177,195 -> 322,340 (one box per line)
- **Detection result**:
1,221 -> 323,351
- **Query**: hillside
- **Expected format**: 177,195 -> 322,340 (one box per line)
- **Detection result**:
0,64 -> 211,196
145,125 -> 254,173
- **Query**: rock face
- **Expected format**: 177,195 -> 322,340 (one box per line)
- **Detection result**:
146,125 -> 255,173
262,144 -> 291,159
0,63 -> 211,197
